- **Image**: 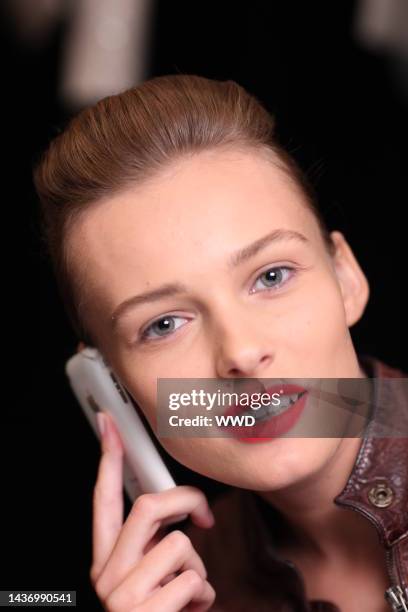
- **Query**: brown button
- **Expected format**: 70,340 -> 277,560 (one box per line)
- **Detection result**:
368,483 -> 394,508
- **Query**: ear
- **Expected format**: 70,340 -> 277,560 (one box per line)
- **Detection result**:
329,231 -> 370,327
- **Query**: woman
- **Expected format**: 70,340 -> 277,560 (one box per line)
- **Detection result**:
33,74 -> 408,611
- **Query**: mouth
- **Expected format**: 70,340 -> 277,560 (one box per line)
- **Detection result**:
220,383 -> 308,443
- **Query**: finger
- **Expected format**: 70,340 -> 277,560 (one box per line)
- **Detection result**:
96,486 -> 214,594
91,411 -> 125,583
132,571 -> 215,612
101,530 -> 207,608
138,529 -> 208,582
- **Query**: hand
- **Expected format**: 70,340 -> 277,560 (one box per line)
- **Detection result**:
90,411 -> 216,611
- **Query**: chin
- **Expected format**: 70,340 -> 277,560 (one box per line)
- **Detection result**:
224,437 -> 340,489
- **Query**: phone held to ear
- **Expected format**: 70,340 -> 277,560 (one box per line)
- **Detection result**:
65,347 -> 187,523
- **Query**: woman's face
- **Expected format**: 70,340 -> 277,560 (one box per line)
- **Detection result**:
69,148 -> 369,490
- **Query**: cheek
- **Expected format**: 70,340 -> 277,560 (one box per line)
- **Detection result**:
158,437 -> 237,482
281,273 -> 347,349
160,438 -> 211,467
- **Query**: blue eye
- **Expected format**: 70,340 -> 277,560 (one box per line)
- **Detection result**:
252,266 -> 294,292
141,315 -> 187,341
139,266 -> 295,344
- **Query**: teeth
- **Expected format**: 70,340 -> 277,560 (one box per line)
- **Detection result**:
241,391 -> 305,422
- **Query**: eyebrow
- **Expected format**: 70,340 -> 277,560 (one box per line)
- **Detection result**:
111,228 -> 309,327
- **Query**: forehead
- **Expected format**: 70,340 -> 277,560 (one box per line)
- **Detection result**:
69,149 -> 320,310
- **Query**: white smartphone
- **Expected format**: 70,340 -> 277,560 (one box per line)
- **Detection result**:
65,347 -> 186,520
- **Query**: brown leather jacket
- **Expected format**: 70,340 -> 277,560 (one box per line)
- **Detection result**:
184,356 -> 408,611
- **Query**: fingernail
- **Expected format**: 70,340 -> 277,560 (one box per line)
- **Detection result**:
96,412 -> 106,438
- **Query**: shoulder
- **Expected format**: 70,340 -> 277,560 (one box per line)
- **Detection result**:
359,354 -> 408,431
359,353 -> 407,378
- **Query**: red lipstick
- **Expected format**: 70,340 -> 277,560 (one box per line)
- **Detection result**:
220,383 -> 308,443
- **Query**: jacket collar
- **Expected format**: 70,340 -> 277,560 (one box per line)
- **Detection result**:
333,355 -> 408,546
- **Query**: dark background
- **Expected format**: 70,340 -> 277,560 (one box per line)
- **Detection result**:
1,1 -> 407,609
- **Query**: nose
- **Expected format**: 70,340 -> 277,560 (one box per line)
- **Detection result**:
213,307 -> 275,378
